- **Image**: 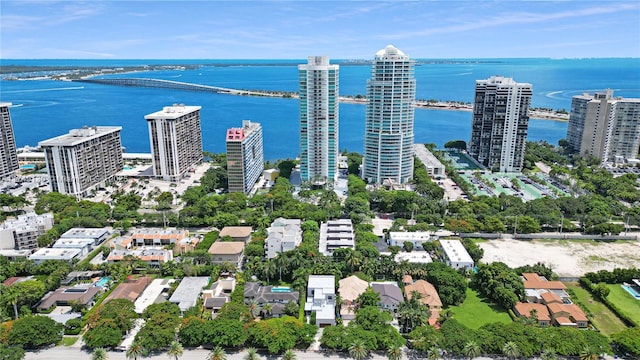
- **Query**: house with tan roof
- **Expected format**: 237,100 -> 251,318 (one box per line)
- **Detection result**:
219,226 -> 253,243
208,241 -> 245,267
338,275 -> 369,320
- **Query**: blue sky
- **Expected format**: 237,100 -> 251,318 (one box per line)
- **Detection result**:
2,1 -> 639,59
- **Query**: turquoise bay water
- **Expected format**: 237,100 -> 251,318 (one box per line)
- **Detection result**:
1,58 -> 638,160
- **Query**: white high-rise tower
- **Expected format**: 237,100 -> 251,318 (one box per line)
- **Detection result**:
299,56 -> 339,186
363,45 -> 416,184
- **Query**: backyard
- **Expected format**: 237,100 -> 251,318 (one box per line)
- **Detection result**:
566,283 -> 627,336
450,288 -> 512,329
606,284 -> 640,326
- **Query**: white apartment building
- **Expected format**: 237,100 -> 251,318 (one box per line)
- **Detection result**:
145,104 -> 203,182
226,120 -> 264,194
305,275 -> 336,326
567,90 -> 640,162
39,126 -> 123,197
0,212 -> 54,250
0,103 -> 19,178
299,56 -> 340,186
469,76 -> 532,172
363,45 -> 416,184
265,218 -> 302,259
388,231 -> 433,248
60,228 -> 109,246
319,218 -> 355,256
440,239 -> 474,271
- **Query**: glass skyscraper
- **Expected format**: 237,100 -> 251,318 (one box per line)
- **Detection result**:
299,56 -> 339,186
363,45 -> 415,185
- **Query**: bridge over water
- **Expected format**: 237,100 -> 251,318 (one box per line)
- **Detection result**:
75,77 -> 267,96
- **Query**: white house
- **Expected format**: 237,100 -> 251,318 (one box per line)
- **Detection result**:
305,275 -> 336,326
265,218 -> 302,259
440,239 -> 474,271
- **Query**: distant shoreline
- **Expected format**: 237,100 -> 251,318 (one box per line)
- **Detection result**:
2,65 -> 569,122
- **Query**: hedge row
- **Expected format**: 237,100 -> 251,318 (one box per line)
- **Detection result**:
579,277 -> 639,328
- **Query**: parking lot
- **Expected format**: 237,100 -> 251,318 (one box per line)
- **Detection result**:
459,172 -> 571,201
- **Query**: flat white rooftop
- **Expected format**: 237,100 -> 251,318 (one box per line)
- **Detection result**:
145,104 -> 201,120
38,126 -> 121,147
440,239 -> 474,264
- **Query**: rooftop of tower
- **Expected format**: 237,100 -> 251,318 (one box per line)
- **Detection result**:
144,104 -> 201,120
375,45 -> 408,59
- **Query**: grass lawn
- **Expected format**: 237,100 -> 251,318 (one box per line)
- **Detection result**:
606,284 -> 640,325
450,288 -> 512,329
61,336 -> 78,346
566,283 -> 627,336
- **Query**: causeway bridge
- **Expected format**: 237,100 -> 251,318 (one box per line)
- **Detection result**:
74,77 -> 265,96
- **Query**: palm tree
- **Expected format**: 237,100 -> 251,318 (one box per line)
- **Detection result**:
248,299 -> 260,318
92,348 -> 108,360
345,250 -> 363,271
166,341 -> 184,360
262,303 -> 273,319
281,349 -> 297,360
579,347 -> 598,360
502,341 -> 520,360
244,347 -> 259,360
386,346 -> 403,360
207,346 -> 227,360
0,285 -> 20,319
125,342 -> 143,360
348,339 -> 369,360
463,340 -> 481,360
540,348 -> 557,360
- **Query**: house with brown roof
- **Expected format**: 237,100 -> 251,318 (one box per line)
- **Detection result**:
547,303 -> 588,328
208,241 -> 245,267
103,276 -> 151,303
404,280 -> 443,310
522,273 -> 570,303
219,226 -> 253,243
37,284 -> 102,310
514,272 -> 588,329
514,302 -> 551,326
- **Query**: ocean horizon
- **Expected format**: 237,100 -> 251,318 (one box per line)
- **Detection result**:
1,58 -> 638,160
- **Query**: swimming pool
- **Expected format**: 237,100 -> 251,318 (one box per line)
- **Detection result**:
123,165 -> 133,170
20,164 -> 36,170
95,277 -> 110,287
272,286 -> 292,293
622,285 -> 640,300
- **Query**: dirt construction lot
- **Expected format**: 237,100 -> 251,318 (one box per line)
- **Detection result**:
479,238 -> 640,277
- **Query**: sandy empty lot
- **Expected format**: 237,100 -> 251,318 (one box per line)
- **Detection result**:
479,238 -> 640,277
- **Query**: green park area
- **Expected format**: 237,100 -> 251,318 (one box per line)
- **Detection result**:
606,284 -> 640,325
450,288 -> 512,329
566,283 -> 627,336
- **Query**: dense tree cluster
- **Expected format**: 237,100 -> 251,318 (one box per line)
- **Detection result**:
3,316 -> 63,349
321,306 -> 405,352
411,318 -> 610,358
472,262 -> 524,310
84,299 -> 138,349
